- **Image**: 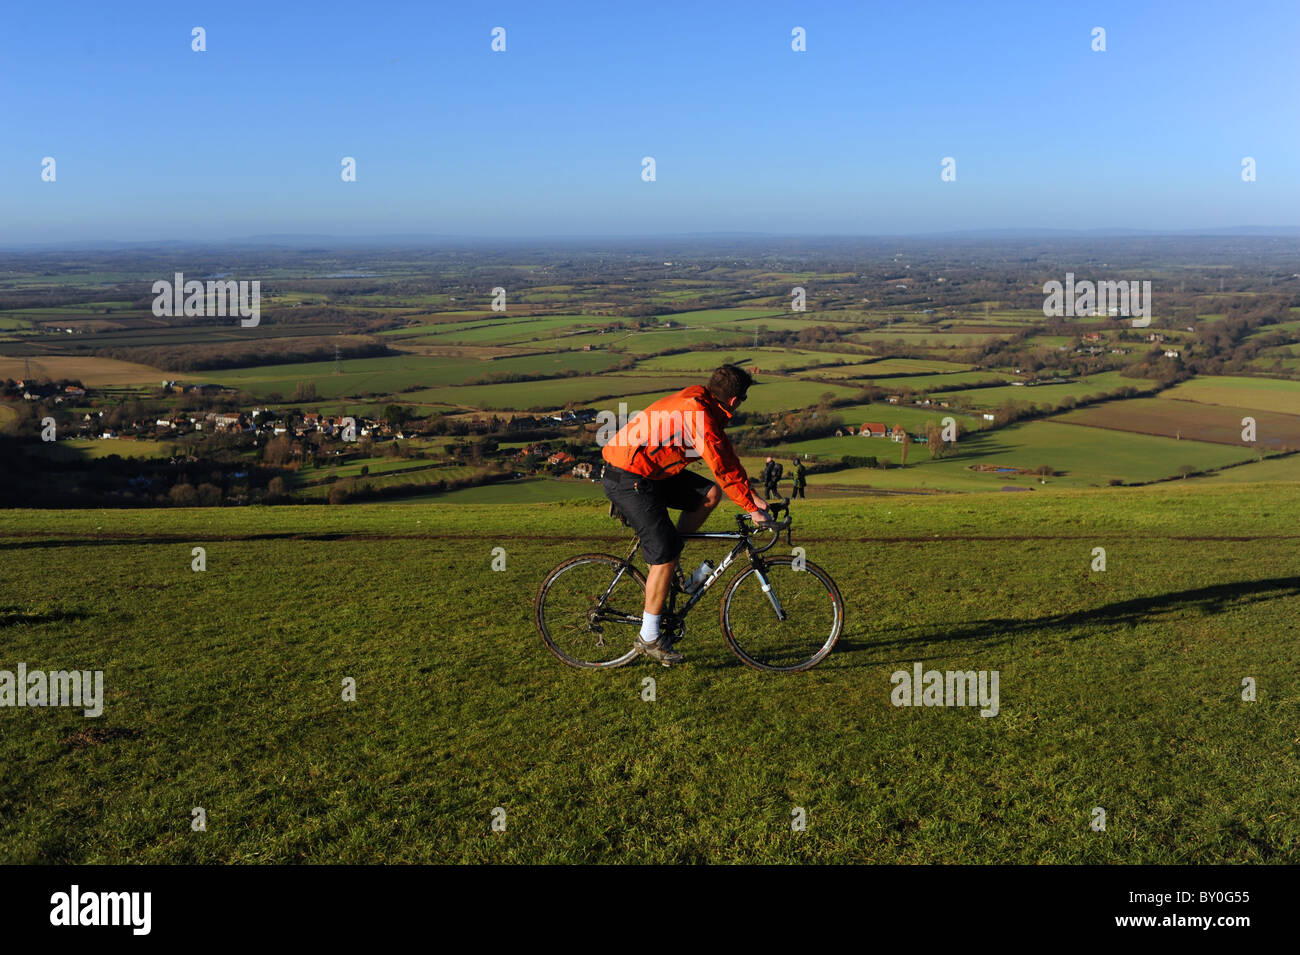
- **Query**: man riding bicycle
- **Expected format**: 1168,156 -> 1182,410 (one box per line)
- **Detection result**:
601,364 -> 771,665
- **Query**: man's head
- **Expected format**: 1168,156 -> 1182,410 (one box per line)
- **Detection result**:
707,364 -> 753,411
766,456 -> 773,463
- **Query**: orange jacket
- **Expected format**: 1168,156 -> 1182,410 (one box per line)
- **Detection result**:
602,385 -> 757,511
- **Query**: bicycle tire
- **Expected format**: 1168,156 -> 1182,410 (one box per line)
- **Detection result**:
719,555 -> 844,673
535,553 -> 646,669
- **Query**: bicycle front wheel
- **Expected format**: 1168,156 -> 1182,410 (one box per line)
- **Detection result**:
720,556 -> 844,672
535,554 -> 645,669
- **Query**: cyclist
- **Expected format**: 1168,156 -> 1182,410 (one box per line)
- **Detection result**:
601,364 -> 771,665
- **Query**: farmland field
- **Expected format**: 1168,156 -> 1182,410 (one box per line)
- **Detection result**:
821,401 -> 981,432
636,348 -> 848,372
840,371 -> 1011,391
775,419 -> 1254,490
600,379 -> 861,416
200,351 -> 624,399
0,355 -> 171,385
35,438 -> 178,460
1183,454 -> 1300,484
931,372 -> 1159,411
1057,397 -> 1300,448
848,330 -> 1014,347
400,374 -> 703,411
1158,376 -> 1300,417
794,358 -> 974,379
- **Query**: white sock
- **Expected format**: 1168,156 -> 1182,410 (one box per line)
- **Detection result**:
640,612 -> 660,642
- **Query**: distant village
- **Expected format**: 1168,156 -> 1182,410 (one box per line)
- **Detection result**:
5,373 -> 986,466
3,376 -> 613,483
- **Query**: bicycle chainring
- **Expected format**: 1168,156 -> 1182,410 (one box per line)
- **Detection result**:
661,612 -> 687,646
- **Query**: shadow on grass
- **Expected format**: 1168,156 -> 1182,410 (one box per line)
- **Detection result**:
0,605 -> 88,627
0,532 -> 396,551
834,575 -> 1300,666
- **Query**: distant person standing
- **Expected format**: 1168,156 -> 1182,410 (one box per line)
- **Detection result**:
791,457 -> 806,498
762,456 -> 783,498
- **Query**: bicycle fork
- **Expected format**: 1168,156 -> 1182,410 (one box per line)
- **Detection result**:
749,559 -> 788,622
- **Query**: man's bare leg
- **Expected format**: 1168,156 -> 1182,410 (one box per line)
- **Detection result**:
643,484 -> 722,617
644,561 -> 674,616
676,483 -> 722,537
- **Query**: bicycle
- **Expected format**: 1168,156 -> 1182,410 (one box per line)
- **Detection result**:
534,490 -> 844,673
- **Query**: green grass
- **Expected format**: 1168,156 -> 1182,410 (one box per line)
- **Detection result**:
778,419 -> 1255,490
827,402 -> 982,430
655,308 -> 787,325
1159,376 -> 1300,416
1,485 -> 1297,862
408,315 -> 623,346
34,438 -> 176,460
635,348 -> 846,372
606,379 -> 860,415
1182,454 -> 1300,484
848,330 -> 1014,347
420,476 -> 604,503
795,358 -> 975,380
839,371 -> 1011,391
932,372 -> 1158,411
402,374 -> 703,411
199,351 -> 627,399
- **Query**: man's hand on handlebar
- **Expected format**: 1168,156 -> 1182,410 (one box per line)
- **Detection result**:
749,498 -> 773,525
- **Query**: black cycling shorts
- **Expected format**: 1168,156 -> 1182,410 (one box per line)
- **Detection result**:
602,465 -> 716,565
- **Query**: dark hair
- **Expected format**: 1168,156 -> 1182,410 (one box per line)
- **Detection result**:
707,364 -> 753,402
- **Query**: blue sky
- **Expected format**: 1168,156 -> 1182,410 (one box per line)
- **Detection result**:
2,0 -> 1297,243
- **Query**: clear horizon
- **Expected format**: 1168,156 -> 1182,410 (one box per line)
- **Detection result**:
4,0 -> 1298,244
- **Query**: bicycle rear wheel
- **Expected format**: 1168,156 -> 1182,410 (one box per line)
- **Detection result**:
720,556 -> 844,672
535,554 -> 645,669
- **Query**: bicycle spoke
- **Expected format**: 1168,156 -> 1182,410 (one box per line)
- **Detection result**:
536,556 -> 645,668
722,557 -> 842,672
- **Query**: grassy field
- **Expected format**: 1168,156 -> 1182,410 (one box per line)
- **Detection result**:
1183,454 -> 1300,484
933,372 -> 1159,411
1,485 -> 1297,862
824,402 -> 982,430
401,374 -> 702,411
636,348 -> 847,372
1159,376 -> 1300,416
201,351 -> 623,399
40,438 -> 178,460
795,358 -> 974,379
778,420 -> 1255,490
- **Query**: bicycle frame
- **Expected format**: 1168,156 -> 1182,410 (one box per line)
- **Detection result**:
597,522 -> 788,628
